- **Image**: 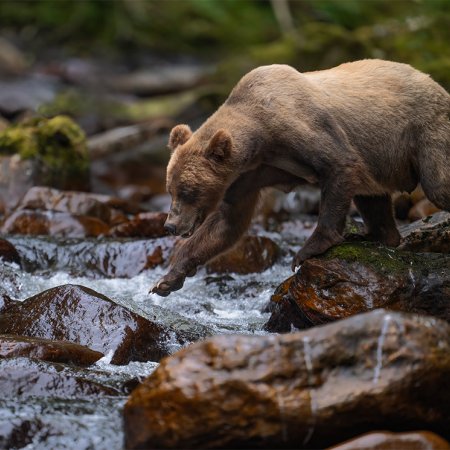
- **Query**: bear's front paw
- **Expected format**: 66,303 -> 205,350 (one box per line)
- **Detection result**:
150,270 -> 186,297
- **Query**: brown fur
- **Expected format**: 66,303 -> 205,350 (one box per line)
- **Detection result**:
152,59 -> 450,296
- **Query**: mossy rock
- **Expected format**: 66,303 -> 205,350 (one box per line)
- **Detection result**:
0,116 -> 90,190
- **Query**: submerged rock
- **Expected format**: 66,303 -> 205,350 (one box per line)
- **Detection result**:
8,235 -> 173,278
123,310 -> 450,449
327,431 -> 450,450
0,284 -> 208,364
0,335 -> 103,366
265,242 -> 450,331
206,235 -> 280,274
0,357 -> 120,397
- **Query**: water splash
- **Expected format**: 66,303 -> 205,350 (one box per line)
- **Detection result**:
372,314 -> 392,384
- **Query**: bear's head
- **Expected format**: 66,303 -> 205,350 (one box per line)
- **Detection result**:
164,124 -> 235,237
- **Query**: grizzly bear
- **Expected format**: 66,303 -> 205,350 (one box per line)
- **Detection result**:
151,59 -> 450,296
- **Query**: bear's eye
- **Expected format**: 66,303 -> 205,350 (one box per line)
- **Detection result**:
178,186 -> 200,204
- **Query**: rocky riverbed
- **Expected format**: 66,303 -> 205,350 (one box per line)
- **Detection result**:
0,38 -> 449,450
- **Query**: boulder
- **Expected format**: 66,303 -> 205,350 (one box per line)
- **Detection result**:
17,186 -> 137,223
0,237 -> 21,265
1,209 -> 110,237
8,236 -> 174,278
206,235 -> 280,274
0,357 -> 120,397
265,242 -> 450,331
0,284 -> 209,364
108,212 -> 167,238
0,116 -> 90,212
0,335 -> 103,366
124,310 -> 450,449
327,431 -> 450,450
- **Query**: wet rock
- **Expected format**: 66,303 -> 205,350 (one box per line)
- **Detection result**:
265,243 -> 450,331
206,235 -> 280,274
8,236 -> 173,278
124,310 -> 450,449
0,237 -> 21,265
263,276 -> 310,333
1,209 -> 110,237
0,264 -> 21,313
0,357 -> 120,397
327,431 -> 450,450
0,417 -> 45,450
108,212 -> 167,238
0,284 -> 208,364
17,186 -> 138,223
0,116 -> 90,212
399,211 -> 450,253
0,335 -> 103,366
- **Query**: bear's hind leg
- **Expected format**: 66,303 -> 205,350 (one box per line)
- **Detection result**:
353,194 -> 400,247
418,118 -> 450,212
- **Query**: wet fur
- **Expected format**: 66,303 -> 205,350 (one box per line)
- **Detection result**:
152,59 -> 450,296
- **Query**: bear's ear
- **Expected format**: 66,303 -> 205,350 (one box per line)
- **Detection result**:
205,129 -> 232,162
168,124 -> 192,151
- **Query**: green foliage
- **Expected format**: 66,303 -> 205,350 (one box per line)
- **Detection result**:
1,0 -> 449,90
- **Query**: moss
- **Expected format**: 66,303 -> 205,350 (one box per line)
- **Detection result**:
0,115 -> 89,188
324,242 -> 447,275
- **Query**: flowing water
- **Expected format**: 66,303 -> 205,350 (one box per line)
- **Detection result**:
0,222 -> 314,449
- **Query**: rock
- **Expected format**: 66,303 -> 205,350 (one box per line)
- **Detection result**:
0,237 -> 20,265
1,209 -> 110,237
0,357 -> 120,397
263,276 -> 310,333
0,75 -> 57,117
88,120 -> 172,160
18,186 -> 138,223
108,212 -> 167,238
399,211 -> 450,253
408,198 -> 440,222
265,243 -> 450,331
0,335 -> 103,366
0,418 -> 45,450
327,431 -> 450,450
206,235 -> 280,274
8,236 -> 173,278
124,310 -> 450,449
0,116 -> 90,212
0,284 -> 209,364
106,65 -> 210,96
0,263 -> 21,313
0,37 -> 27,76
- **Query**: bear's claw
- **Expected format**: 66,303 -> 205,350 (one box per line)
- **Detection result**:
150,271 -> 186,297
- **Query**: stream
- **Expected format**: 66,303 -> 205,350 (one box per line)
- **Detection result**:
0,222 -> 311,449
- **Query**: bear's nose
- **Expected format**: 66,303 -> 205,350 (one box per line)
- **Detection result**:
164,223 -> 177,235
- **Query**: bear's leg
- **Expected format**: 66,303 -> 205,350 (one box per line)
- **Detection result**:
151,191 -> 260,296
292,179 -> 352,269
353,194 -> 401,246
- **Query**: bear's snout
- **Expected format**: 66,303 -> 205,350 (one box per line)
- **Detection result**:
164,222 -> 177,236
